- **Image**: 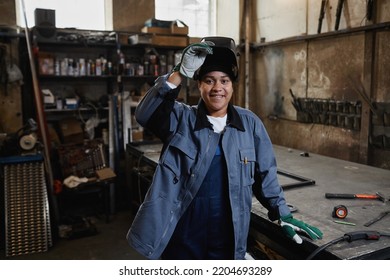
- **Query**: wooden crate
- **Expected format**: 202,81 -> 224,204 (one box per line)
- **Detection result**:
152,35 -> 188,47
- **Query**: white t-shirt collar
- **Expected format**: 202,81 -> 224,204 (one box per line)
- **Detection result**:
207,114 -> 227,133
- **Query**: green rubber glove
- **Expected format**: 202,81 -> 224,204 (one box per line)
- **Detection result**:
174,41 -> 214,78
279,214 -> 323,244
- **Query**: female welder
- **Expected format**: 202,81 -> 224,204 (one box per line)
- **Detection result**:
126,37 -> 323,260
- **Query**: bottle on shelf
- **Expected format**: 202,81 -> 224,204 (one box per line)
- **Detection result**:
107,61 -> 113,75
160,54 -> 167,75
118,52 -> 125,76
60,58 -> 68,76
143,53 -> 150,76
73,59 -> 79,76
79,58 -> 86,76
67,58 -> 74,76
96,58 -> 102,76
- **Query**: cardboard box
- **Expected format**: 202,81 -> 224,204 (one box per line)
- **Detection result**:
189,37 -> 202,44
141,26 -> 171,35
128,34 -> 153,45
152,35 -> 188,47
59,118 -> 84,144
129,33 -> 188,47
132,130 -> 143,142
118,33 -> 131,45
171,25 -> 188,35
142,26 -> 189,36
96,167 -> 116,181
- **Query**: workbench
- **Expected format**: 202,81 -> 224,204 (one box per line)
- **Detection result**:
125,142 -> 390,260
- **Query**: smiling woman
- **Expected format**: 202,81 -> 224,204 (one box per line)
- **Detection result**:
16,0 -> 107,30
126,36 -> 323,260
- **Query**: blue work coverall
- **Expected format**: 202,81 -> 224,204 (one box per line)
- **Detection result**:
126,74 -> 291,259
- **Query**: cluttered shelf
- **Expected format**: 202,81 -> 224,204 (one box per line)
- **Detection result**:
38,75 -> 159,80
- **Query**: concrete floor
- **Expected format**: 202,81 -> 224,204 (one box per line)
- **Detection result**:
0,209 -> 146,260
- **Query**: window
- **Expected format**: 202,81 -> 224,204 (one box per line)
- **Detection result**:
16,0 -> 224,38
155,0 -> 216,38
17,0 -> 107,30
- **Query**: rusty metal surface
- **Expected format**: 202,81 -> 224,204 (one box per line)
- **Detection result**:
308,34 -> 364,101
375,31 -> 390,101
252,29 -> 389,170
0,0 -> 17,26
0,40 -> 23,133
263,118 -> 361,163
112,0 -> 154,32
0,87 -> 23,133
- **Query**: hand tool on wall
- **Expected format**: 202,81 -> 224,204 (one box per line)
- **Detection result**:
347,75 -> 378,116
334,0 -> 345,31
289,89 -> 301,111
325,192 -> 386,202
364,211 -> 390,227
317,0 -> 327,34
366,0 -> 375,21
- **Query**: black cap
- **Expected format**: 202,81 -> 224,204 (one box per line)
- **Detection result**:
194,37 -> 239,81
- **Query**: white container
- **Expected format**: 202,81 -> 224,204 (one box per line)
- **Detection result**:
79,58 -> 86,76
95,59 -> 102,76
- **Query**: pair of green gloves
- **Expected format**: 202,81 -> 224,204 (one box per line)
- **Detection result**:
280,214 -> 323,244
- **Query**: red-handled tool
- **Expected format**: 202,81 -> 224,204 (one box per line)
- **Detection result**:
325,192 -> 385,202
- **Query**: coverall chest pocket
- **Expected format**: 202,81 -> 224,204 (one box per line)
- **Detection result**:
160,133 -> 197,184
239,148 -> 256,187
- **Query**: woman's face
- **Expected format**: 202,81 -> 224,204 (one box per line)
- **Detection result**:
198,71 -> 233,117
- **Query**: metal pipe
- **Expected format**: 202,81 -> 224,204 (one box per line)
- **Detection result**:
252,21 -> 390,50
20,0 -> 58,221
335,0 -> 345,31
244,0 -> 250,109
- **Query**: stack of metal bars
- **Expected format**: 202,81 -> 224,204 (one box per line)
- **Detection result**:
3,155 -> 52,257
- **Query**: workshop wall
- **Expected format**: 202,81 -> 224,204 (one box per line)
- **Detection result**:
0,0 -> 16,26
0,0 -> 23,134
249,0 -> 390,169
112,0 -> 154,31
256,0 -> 308,42
1,0 -> 389,170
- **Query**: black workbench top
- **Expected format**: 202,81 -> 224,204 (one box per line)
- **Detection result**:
251,145 -> 390,259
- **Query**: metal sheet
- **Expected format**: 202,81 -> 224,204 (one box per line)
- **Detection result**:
3,156 -> 52,257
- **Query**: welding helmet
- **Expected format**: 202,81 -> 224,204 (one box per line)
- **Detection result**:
194,36 -> 239,81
